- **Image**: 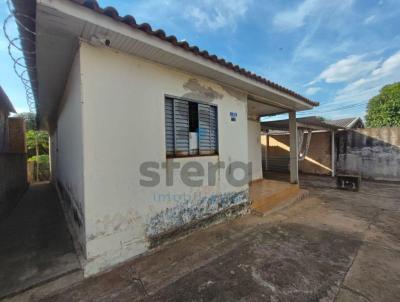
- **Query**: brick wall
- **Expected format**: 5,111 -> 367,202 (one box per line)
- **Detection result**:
7,117 -> 26,153
263,131 -> 333,175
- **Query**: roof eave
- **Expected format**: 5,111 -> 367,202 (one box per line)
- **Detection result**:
15,0 -> 318,128
0,86 -> 16,114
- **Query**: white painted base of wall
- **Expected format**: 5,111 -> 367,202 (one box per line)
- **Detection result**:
84,236 -> 148,277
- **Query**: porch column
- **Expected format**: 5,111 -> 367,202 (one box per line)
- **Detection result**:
331,130 -> 336,177
289,111 -> 298,184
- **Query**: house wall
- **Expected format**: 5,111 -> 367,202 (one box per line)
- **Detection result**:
0,153 -> 27,219
264,134 -> 290,172
337,128 -> 400,181
7,117 -> 26,153
79,42 -> 249,275
0,111 -> 7,152
247,120 -> 263,181
0,114 -> 27,219
299,131 -> 332,175
51,50 -> 86,257
264,132 -> 332,175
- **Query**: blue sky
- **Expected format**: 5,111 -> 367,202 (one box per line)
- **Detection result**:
1,0 -> 400,120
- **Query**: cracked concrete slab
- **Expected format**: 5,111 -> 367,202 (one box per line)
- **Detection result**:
143,223 -> 361,302
339,244 -> 400,302
16,175 -> 400,302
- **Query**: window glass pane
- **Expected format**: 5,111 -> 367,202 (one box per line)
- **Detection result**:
189,102 -> 199,155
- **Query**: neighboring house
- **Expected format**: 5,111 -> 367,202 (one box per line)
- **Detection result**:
14,0 -> 318,276
0,86 -> 27,219
327,117 -> 365,129
261,116 -> 341,176
0,86 -> 16,152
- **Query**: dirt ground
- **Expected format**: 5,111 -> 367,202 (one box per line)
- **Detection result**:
37,175 -> 400,301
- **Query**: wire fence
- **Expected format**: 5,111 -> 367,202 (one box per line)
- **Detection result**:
3,0 -> 37,117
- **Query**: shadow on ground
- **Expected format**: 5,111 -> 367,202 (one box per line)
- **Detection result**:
0,183 -> 81,300
9,175 -> 400,302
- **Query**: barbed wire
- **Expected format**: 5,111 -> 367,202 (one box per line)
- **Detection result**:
3,0 -> 37,117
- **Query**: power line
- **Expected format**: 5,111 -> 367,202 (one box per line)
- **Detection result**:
297,102 -> 367,116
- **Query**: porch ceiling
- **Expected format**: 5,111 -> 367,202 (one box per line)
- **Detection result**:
247,98 -> 288,120
30,0 -> 316,129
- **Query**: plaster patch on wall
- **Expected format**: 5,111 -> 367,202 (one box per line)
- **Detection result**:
87,209 -> 144,241
182,78 -> 224,102
146,189 -> 249,237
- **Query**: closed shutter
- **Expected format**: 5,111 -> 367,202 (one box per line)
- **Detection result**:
198,104 -> 218,155
165,98 -> 174,156
173,99 -> 189,156
210,105 -> 218,154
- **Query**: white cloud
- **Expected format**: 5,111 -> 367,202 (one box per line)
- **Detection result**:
371,51 -> 400,77
185,0 -> 251,30
305,87 -> 321,95
334,50 -> 400,103
273,0 -> 319,30
126,0 -> 250,32
363,14 -> 377,25
273,0 -> 353,31
309,55 -> 381,84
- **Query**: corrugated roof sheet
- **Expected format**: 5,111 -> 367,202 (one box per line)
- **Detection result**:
326,118 -> 359,128
69,0 -> 318,107
261,116 -> 341,131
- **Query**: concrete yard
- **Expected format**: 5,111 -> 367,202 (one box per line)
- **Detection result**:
6,175 -> 400,301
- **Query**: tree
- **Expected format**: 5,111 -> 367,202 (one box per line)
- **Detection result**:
25,130 -> 49,158
17,112 -> 50,181
365,82 -> 400,127
25,130 -> 49,181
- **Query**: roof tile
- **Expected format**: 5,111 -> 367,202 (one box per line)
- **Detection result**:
72,0 -> 319,107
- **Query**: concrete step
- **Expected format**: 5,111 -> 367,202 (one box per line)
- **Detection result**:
251,188 -> 309,217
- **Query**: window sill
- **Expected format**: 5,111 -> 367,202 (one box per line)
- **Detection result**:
166,153 -> 219,159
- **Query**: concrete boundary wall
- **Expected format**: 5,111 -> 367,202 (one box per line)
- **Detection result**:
0,153 -> 28,218
337,128 -> 400,181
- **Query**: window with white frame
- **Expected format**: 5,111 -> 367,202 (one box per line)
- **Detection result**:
165,96 -> 218,157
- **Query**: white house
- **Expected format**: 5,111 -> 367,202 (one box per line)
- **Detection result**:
14,0 -> 318,276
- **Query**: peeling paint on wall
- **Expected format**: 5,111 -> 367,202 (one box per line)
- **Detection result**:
78,43 -> 250,276
337,128 -> 400,181
57,180 -> 86,255
182,78 -> 224,102
146,189 -> 249,237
